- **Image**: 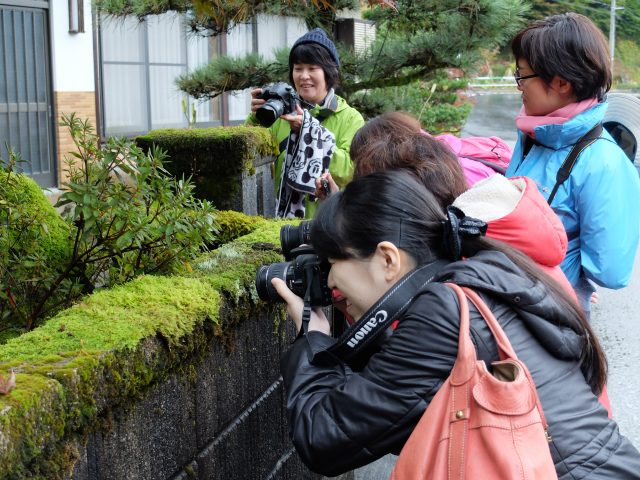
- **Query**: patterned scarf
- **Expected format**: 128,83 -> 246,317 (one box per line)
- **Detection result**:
276,90 -> 338,218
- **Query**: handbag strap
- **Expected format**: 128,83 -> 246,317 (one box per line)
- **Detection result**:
445,284 -> 550,428
445,283 -> 477,385
446,283 -> 520,384
547,123 -> 602,206
460,287 -> 518,361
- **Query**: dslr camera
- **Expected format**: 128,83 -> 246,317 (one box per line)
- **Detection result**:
255,82 -> 303,128
255,221 -> 332,307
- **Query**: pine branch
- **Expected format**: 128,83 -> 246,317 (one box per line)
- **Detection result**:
176,51 -> 290,99
96,0 -> 364,34
176,0 -> 527,99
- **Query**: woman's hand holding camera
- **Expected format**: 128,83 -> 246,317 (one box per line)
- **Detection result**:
271,278 -> 331,335
250,88 -> 265,114
281,104 -> 305,133
251,88 -> 304,132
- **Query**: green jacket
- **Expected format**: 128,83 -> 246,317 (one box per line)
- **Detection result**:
247,95 -> 364,218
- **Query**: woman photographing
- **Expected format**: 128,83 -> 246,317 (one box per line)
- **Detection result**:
247,28 -> 364,219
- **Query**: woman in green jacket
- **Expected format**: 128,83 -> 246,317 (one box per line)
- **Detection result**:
247,28 -> 364,219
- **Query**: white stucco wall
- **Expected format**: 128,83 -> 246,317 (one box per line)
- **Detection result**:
49,0 -> 95,91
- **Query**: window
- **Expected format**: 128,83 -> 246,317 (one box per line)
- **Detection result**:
99,13 -> 307,134
99,12 -> 220,137
226,21 -> 254,123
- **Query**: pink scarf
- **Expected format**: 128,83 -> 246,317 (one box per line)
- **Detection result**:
515,98 -> 599,138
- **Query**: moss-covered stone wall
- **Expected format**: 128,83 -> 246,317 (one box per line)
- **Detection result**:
0,217 -> 322,479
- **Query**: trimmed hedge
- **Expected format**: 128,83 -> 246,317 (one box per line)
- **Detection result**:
0,216 -> 296,478
135,126 -> 277,210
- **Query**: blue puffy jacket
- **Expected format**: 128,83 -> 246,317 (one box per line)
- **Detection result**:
506,102 -> 640,288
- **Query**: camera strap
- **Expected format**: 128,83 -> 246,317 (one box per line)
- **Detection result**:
326,260 -> 447,363
300,264 -> 317,335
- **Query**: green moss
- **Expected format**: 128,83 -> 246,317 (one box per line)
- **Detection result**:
0,274 -> 224,478
234,218 -> 297,246
135,126 -> 277,209
211,210 -> 266,247
0,217 -> 295,477
185,463 -> 197,478
0,275 -> 219,365
0,373 -> 67,478
0,171 -> 71,272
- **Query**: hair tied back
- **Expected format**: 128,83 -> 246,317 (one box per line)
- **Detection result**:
441,206 -> 488,260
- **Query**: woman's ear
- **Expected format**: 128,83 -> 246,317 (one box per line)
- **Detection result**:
550,75 -> 575,98
375,241 -> 415,282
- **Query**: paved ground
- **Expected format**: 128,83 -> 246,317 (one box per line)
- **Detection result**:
591,251 -> 640,445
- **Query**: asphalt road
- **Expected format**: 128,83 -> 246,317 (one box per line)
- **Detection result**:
591,252 -> 640,446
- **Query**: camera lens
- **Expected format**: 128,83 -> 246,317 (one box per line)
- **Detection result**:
255,99 -> 285,128
280,221 -> 312,259
255,254 -> 331,306
255,262 -> 291,302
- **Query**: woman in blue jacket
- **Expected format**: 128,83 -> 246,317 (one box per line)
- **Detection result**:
505,13 -> 640,315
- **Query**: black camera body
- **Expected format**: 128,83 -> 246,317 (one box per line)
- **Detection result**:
255,222 -> 332,307
255,82 -> 302,128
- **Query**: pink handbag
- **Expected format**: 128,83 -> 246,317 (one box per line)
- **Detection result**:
390,284 -> 557,480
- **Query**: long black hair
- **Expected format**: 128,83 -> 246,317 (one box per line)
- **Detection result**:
311,170 -> 607,394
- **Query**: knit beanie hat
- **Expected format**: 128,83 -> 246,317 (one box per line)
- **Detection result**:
290,28 -> 340,68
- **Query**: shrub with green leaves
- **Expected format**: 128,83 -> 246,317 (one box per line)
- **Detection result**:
57,113 -> 219,284
0,150 -> 74,335
0,114 -> 219,335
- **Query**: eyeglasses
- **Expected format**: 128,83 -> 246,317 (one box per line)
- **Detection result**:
514,70 -> 539,86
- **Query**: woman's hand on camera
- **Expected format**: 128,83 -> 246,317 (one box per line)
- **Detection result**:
314,172 -> 339,201
281,104 -> 304,133
250,88 -> 265,114
271,278 -> 331,335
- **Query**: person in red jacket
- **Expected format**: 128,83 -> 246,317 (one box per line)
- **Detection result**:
323,112 -> 571,303
453,174 -> 574,296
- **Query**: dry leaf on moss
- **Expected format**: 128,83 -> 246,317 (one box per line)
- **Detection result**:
0,371 -> 16,395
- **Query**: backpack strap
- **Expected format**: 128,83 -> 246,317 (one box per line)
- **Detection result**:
547,123 -> 603,206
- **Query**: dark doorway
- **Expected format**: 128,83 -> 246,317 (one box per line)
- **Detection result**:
0,3 -> 56,187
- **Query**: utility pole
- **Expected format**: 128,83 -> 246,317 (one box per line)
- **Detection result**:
609,0 -> 616,67
609,0 -> 624,75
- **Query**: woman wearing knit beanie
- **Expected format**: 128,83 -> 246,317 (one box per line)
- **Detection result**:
247,28 -> 364,219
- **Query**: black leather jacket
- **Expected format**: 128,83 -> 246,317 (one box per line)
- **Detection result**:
280,251 -> 640,478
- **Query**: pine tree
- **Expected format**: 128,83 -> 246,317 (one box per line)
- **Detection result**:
96,0 -> 528,115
